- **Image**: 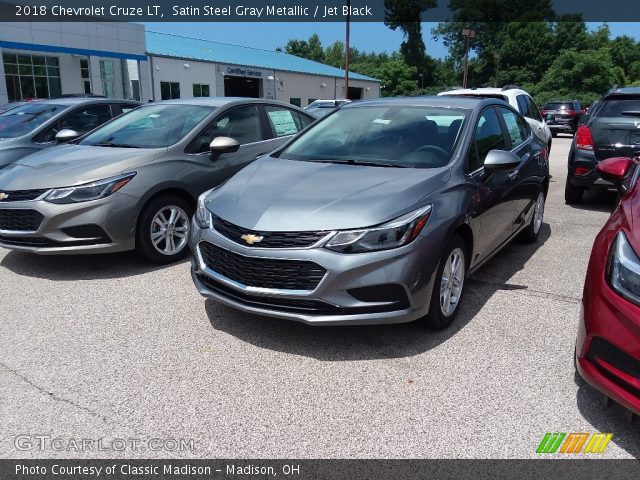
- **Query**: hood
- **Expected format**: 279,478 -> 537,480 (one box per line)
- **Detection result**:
0,144 -> 166,190
206,157 -> 450,231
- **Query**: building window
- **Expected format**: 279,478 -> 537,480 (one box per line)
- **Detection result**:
3,53 -> 61,101
130,80 -> 140,101
100,60 -> 115,98
193,83 -> 210,97
80,58 -> 91,94
289,98 -> 301,107
160,81 -> 180,100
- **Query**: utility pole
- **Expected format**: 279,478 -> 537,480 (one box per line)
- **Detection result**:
462,28 -> 475,89
344,0 -> 350,100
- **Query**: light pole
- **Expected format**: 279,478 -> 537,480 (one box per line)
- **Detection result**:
344,0 -> 351,100
461,28 -> 475,88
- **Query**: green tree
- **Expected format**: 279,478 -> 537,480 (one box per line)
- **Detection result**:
375,61 -> 418,96
384,0 -> 437,70
281,34 -> 325,62
553,16 -> 589,52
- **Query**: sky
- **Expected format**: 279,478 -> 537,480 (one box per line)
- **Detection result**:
144,22 -> 640,59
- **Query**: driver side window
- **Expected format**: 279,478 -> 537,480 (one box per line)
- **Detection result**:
467,108 -> 506,172
188,105 -> 263,153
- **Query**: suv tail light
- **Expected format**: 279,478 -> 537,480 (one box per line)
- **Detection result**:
576,126 -> 594,150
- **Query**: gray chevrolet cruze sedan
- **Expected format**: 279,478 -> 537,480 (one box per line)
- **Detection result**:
0,98 -> 141,169
0,98 -> 314,263
190,97 -> 549,328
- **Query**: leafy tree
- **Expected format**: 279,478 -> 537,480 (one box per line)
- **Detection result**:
384,0 -> 437,70
375,61 -> 418,96
281,34 -> 324,63
553,16 -> 589,52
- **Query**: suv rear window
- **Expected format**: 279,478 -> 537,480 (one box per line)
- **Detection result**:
544,102 -> 575,110
596,97 -> 640,118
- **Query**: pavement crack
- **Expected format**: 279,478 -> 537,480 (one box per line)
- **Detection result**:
0,361 -> 108,422
467,278 -> 581,305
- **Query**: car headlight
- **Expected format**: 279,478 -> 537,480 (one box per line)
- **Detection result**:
45,173 -> 136,204
608,231 -> 640,305
324,205 -> 432,253
194,186 -> 223,229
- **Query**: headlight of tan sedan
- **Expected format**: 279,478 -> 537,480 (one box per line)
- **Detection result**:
44,173 -> 136,205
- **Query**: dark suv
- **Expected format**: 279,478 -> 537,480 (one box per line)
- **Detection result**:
565,87 -> 640,204
542,100 -> 582,136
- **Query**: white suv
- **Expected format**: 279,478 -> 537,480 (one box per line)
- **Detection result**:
439,86 -> 552,150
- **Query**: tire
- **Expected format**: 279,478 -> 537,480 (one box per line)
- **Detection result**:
136,194 -> 193,264
565,180 -> 585,204
519,190 -> 545,244
418,235 -> 467,330
551,131 -> 557,138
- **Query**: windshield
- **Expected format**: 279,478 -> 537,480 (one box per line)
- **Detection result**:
544,102 -> 575,110
80,104 -> 214,148
279,106 -> 468,168
0,103 -> 68,138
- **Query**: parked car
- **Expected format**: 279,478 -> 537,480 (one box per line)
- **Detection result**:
541,100 -> 582,136
0,98 -> 140,170
565,87 -> 640,204
0,98 -> 315,263
304,99 -> 351,118
439,86 -> 552,151
190,96 -> 549,327
576,156 -> 640,417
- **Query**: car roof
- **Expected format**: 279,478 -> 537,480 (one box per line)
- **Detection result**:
342,95 -> 505,110
25,98 -> 141,106
155,97 -> 304,109
440,87 -> 529,97
605,86 -> 640,97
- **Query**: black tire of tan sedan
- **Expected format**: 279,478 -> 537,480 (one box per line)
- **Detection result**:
418,235 -> 467,330
136,194 -> 193,264
565,181 -> 585,204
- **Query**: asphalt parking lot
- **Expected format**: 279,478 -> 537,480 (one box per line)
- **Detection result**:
0,136 -> 638,459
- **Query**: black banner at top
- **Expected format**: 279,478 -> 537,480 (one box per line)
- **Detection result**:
1,0 -> 640,22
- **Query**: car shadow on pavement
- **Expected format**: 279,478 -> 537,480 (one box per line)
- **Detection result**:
205,224 -> 551,361
0,250 -> 188,280
567,189 -> 618,214
574,373 -> 640,458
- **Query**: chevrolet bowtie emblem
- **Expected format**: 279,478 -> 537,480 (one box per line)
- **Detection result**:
0,192 -> 8,201
241,233 -> 264,245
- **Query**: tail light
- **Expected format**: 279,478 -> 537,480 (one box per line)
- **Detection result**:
575,166 -> 590,175
576,126 -> 594,150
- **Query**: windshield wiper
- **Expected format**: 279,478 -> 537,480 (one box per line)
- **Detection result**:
306,158 -> 408,168
93,142 -> 140,148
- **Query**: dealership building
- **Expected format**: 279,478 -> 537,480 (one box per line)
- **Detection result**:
0,22 -> 381,106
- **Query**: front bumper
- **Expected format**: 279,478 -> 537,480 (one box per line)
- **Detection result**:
189,224 -> 441,325
576,276 -> 640,416
0,192 -> 138,255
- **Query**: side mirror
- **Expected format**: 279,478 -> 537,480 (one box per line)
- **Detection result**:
545,113 -> 555,123
596,157 -> 633,185
484,150 -> 521,172
55,128 -> 81,143
209,136 -> 240,159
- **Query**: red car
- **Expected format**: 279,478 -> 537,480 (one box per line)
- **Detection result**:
576,156 -> 640,417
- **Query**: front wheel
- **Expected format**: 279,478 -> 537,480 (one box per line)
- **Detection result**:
136,194 -> 192,264
418,235 -> 467,330
519,191 -> 545,244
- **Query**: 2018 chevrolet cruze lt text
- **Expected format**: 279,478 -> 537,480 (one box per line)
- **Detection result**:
0,98 -> 314,263
190,97 -> 550,327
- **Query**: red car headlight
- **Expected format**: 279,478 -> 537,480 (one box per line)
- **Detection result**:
608,231 -> 640,306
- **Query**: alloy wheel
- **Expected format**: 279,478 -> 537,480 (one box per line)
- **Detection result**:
150,205 -> 190,256
533,192 -> 545,235
439,247 -> 465,317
